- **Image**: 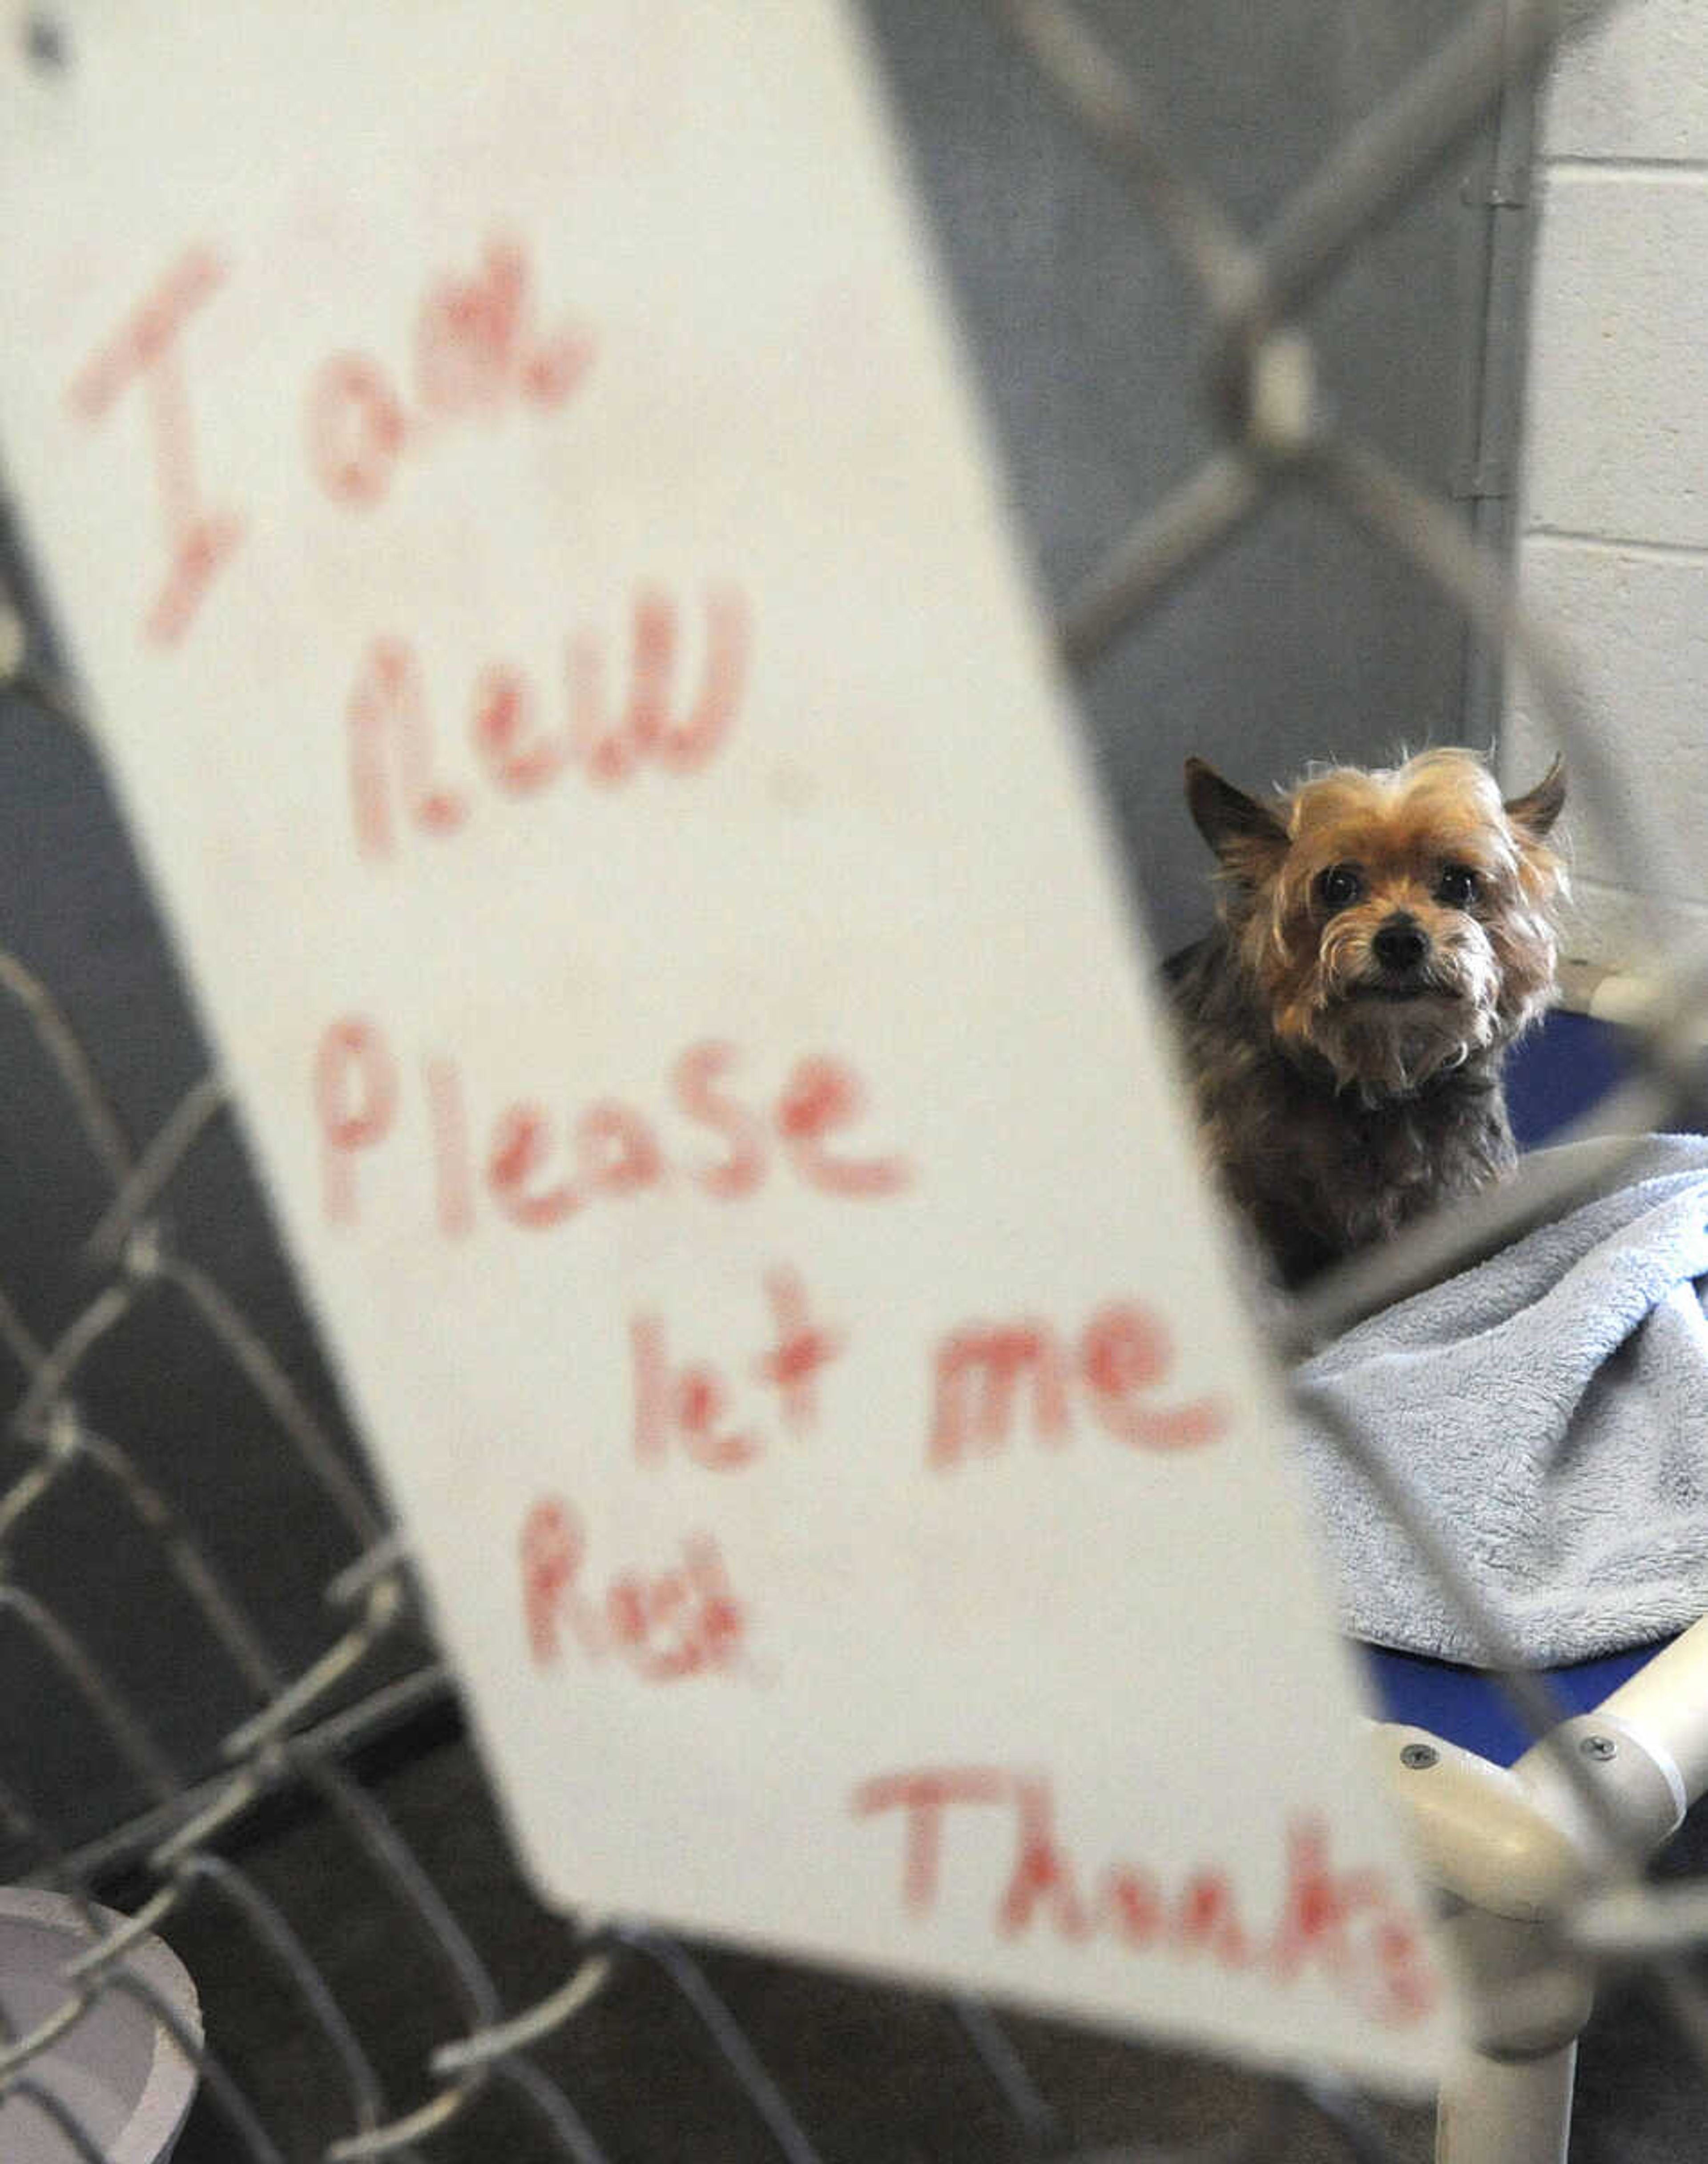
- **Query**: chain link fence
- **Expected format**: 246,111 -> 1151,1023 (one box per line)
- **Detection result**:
2,0 -> 1707,2156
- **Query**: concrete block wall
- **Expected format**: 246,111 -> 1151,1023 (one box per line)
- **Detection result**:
1506,0 -> 1708,971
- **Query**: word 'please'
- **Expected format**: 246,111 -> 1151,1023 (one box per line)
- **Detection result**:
315,1025 -> 912,1234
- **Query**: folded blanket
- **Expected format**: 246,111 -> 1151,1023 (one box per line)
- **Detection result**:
1291,1134 -> 1708,1665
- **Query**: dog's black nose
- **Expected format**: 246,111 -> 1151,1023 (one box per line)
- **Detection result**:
1373,916 -> 1428,971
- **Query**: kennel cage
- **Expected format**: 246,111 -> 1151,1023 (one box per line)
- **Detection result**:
3,2 -> 1708,2161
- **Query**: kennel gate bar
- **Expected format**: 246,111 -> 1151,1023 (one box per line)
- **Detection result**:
3,0 -> 1708,2158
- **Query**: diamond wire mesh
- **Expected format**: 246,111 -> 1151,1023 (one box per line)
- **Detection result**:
1,0 -> 1706,2157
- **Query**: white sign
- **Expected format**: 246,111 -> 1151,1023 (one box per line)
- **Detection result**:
0,1 -> 1450,2083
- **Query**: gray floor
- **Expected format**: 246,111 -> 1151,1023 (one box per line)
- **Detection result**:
153,1721 -> 1703,2164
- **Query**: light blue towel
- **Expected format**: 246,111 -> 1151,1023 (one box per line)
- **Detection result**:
1291,1135 -> 1708,1665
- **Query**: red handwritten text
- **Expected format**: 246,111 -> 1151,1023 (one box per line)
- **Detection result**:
851,1766 -> 1436,2025
633,1267 -> 844,1470
67,246 -> 245,645
307,235 -> 595,507
344,587 -> 749,859
929,1306 -> 1226,1468
521,1496 -> 747,1682
314,1025 -> 911,1233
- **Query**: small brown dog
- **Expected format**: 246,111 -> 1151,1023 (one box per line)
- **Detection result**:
1169,747 -> 1567,1285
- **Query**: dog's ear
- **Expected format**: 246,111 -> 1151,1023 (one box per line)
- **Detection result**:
1503,756 -> 1566,838
1184,757 -> 1288,874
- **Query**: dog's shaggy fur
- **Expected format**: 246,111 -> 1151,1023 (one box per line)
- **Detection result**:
1170,748 -> 1567,1285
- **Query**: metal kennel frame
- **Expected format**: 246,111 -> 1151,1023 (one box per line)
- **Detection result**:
4,1 -> 1708,2159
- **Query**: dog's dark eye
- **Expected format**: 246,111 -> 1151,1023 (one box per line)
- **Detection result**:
1436,864 -> 1480,908
1317,864 -> 1364,912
